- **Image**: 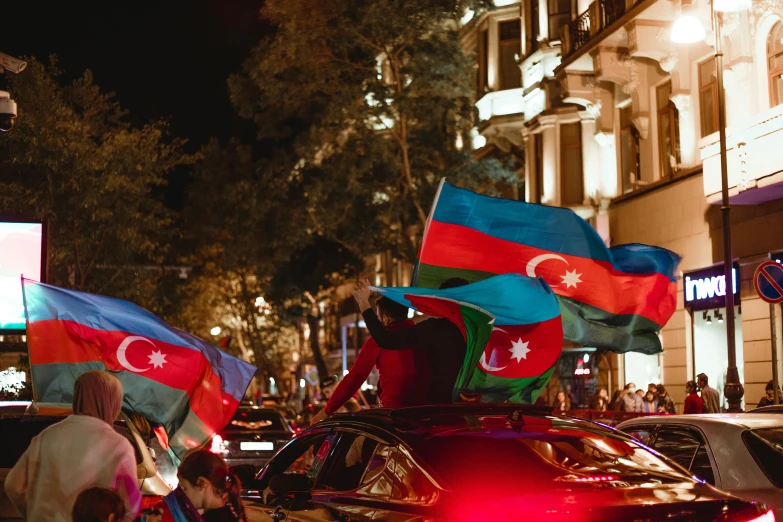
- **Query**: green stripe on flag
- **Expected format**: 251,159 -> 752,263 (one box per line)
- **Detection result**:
465,365 -> 556,404
451,304 -> 495,402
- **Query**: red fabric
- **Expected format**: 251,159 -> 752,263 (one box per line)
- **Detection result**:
153,425 -> 169,450
326,319 -> 429,414
684,392 -> 703,414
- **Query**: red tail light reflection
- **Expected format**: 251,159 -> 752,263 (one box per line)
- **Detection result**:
555,474 -> 619,483
744,510 -> 776,522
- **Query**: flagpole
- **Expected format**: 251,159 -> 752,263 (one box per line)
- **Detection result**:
20,276 -> 38,403
412,177 -> 446,286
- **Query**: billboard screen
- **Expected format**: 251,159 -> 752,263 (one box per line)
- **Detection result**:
0,220 -> 44,332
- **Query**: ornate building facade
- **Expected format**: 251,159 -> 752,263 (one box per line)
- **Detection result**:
463,0 -> 783,409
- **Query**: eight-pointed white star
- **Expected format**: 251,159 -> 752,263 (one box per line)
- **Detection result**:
148,350 -> 167,369
560,269 -> 583,289
509,338 -> 531,363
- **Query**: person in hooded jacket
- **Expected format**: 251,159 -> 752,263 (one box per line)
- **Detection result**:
4,370 -> 140,521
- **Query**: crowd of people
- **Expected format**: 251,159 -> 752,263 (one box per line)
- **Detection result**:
551,372 -> 782,415
3,371 -> 248,522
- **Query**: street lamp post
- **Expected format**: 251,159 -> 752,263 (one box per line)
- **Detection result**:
671,0 -> 749,411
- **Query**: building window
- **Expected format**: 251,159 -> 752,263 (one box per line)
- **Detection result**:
477,29 -> 489,95
699,57 -> 719,137
548,0 -> 571,43
499,20 -> 522,90
560,122 -> 583,206
620,105 -> 640,194
768,21 -> 783,107
657,81 -> 681,177
530,0 -> 541,53
534,133 -> 544,203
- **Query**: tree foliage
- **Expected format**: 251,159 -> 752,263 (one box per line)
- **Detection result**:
0,58 -> 190,310
229,0 -> 516,261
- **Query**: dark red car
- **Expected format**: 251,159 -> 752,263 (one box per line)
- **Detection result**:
240,404 -> 774,522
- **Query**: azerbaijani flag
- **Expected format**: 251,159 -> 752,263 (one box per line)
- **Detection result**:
413,181 -> 681,354
21,279 -> 256,458
373,274 -> 563,403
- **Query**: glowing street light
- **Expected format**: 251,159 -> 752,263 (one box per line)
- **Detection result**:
210,326 -> 221,336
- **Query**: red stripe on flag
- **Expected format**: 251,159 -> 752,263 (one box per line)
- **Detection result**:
421,220 -> 676,324
27,319 -> 240,431
478,317 -> 563,379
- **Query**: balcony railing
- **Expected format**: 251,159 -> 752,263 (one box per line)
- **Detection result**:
563,0 -> 627,57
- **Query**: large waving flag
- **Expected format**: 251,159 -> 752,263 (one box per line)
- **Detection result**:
21,279 -> 256,458
373,274 -> 563,403
413,181 -> 681,354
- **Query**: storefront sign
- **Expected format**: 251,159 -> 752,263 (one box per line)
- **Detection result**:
683,263 -> 740,311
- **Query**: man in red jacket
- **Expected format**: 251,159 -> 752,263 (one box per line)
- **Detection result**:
311,297 -> 429,424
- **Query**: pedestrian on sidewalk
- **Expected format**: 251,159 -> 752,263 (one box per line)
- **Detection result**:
697,373 -> 720,413
684,380 -> 704,414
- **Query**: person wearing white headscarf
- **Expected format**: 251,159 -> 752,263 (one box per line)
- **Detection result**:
4,370 -> 141,521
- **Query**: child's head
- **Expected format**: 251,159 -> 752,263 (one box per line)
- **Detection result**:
72,487 -> 126,522
178,449 -> 245,519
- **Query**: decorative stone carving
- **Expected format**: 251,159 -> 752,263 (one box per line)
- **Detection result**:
670,93 -> 691,112
736,140 -> 757,191
660,50 -> 678,73
584,102 -> 602,120
620,53 -> 640,95
632,114 -> 650,139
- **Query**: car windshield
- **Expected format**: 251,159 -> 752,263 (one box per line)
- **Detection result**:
224,409 -> 288,432
743,427 -> 783,488
414,416 -> 691,495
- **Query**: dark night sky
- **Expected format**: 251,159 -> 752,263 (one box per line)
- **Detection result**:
3,1 -> 268,202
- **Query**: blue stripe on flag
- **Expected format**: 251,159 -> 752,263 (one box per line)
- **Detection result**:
375,273 -> 560,326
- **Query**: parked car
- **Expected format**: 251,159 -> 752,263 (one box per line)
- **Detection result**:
618,413 -> 783,520
239,404 -> 772,522
0,401 -> 171,520
748,405 -> 783,414
210,406 -> 293,471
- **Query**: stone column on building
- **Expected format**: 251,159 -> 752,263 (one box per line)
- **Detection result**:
540,114 -> 559,205
580,105 -> 601,201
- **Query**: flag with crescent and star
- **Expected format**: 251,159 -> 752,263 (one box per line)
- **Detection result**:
20,278 -> 256,458
412,181 -> 681,355
372,273 -> 563,403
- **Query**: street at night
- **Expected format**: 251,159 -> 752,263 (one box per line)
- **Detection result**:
1,1 -> 782,521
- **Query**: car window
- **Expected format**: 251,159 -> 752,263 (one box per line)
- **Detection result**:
356,444 -> 395,499
622,425 -> 655,445
113,421 -> 144,465
0,418 -> 60,468
388,449 -> 438,504
316,433 -> 381,492
743,428 -> 783,488
257,432 -> 334,492
652,427 -> 715,485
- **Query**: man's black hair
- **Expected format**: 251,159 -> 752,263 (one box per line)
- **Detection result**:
439,277 -> 469,289
376,297 -> 409,321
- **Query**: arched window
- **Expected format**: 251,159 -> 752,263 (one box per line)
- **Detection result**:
767,21 -> 783,107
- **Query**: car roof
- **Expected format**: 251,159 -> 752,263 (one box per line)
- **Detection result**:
617,413 -> 783,431
0,401 -> 73,418
315,403 -> 603,443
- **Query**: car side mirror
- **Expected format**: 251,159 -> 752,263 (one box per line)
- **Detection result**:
269,473 -> 312,499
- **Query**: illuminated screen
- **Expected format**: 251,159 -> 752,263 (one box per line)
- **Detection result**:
0,221 -> 43,331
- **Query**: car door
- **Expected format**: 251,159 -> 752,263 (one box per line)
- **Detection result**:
368,446 -> 441,522
286,430 -> 392,522
246,430 -> 337,521
649,426 -> 718,486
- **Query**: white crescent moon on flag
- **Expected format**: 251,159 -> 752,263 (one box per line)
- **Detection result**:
478,328 -> 508,372
116,336 -> 154,373
525,253 -> 568,277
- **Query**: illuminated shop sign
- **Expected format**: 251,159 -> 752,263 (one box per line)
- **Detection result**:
683,263 -> 740,311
